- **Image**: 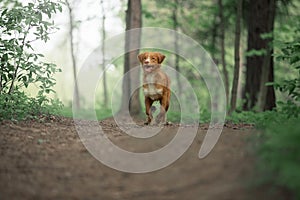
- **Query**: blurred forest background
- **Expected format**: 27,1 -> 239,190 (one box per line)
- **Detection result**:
1,0 -> 300,197
0,0 -> 299,119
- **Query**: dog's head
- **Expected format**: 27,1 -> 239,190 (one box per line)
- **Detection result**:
138,52 -> 166,73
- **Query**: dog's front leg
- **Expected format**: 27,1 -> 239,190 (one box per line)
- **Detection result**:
145,97 -> 154,125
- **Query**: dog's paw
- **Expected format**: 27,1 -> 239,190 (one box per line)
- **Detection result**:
155,113 -> 166,124
165,121 -> 172,126
157,121 -> 171,126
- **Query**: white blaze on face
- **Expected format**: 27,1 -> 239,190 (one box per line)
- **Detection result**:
144,55 -> 153,72
145,56 -> 150,64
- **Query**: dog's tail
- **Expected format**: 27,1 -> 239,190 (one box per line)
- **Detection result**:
150,106 -> 156,113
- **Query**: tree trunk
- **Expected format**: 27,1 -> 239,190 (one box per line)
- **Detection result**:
210,2 -> 220,112
218,0 -> 229,105
66,0 -> 80,109
265,55 -> 276,110
100,0 -> 108,106
238,42 -> 243,101
229,0 -> 242,114
172,0 -> 182,96
120,0 -> 142,116
256,0 -> 276,111
243,0 -> 276,111
211,13 -> 219,65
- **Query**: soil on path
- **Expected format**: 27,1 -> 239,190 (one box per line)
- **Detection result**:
0,117 -> 287,200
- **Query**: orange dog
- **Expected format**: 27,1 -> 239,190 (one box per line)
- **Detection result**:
138,52 -> 171,125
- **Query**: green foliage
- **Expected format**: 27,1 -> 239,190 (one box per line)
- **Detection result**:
59,105 -> 113,120
226,110 -> 288,128
272,22 -> 300,117
257,119 -> 300,198
0,0 -> 62,94
0,0 -> 63,120
277,100 -> 300,118
227,111 -> 268,124
166,110 -> 208,124
255,21 -> 300,198
0,90 -> 63,121
245,49 -> 267,57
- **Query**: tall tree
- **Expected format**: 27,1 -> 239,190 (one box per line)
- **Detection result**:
256,0 -> 276,111
243,0 -> 276,111
218,0 -> 229,105
210,9 -> 219,66
100,0 -> 108,106
172,0 -> 182,96
65,0 -> 80,109
120,0 -> 142,116
229,0 -> 243,114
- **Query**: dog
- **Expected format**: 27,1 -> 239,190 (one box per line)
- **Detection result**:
138,52 -> 171,125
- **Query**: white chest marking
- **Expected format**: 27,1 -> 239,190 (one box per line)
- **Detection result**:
143,74 -> 163,100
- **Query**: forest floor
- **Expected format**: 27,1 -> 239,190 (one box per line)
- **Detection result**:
0,117 -> 290,200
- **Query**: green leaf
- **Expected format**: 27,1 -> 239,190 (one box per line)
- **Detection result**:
260,32 -> 273,40
265,82 -> 274,86
1,9 -> 8,17
58,5 -> 63,12
8,73 -> 14,79
38,12 -> 43,21
28,3 -> 34,8
245,49 -> 267,57
2,54 -> 8,62
22,76 -> 27,83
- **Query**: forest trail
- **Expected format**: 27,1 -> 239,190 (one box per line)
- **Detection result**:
0,118 -> 286,200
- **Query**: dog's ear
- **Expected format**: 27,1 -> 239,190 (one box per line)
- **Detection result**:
138,53 -> 145,63
157,53 -> 166,64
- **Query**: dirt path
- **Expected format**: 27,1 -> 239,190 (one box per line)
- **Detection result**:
0,118 -> 285,200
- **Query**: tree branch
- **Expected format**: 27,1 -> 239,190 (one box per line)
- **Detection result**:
8,22 -> 32,94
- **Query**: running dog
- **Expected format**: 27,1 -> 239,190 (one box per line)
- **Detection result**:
138,52 -> 171,125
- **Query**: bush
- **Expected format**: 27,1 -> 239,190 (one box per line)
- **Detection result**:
254,21 -> 300,198
273,21 -> 300,118
258,119 -> 300,198
0,0 -> 63,121
0,91 -> 63,121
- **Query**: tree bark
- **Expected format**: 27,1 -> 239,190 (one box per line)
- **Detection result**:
229,0 -> 243,114
172,0 -> 182,96
243,0 -> 276,111
265,54 -> 276,110
211,13 -> 219,66
65,0 -> 80,109
218,0 -> 229,105
210,1 -> 220,112
256,0 -> 276,111
100,0 -> 108,106
120,0 -> 142,116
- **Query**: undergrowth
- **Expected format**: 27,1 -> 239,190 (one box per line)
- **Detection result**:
255,119 -> 300,199
0,91 -> 63,121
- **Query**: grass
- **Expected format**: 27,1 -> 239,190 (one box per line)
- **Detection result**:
226,110 -> 288,128
60,106 -> 112,121
60,106 -> 288,126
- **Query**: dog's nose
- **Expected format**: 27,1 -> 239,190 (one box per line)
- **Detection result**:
144,57 -> 150,64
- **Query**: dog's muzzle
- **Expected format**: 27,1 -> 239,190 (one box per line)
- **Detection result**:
144,65 -> 154,73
